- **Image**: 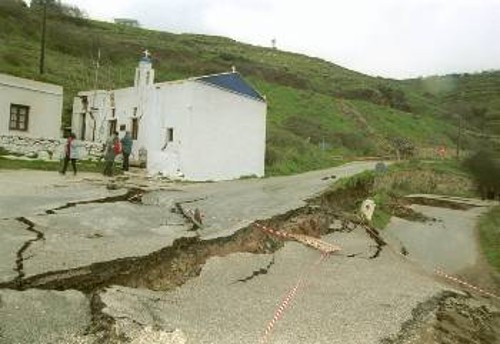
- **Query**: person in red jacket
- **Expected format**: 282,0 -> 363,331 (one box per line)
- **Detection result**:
60,133 -> 78,175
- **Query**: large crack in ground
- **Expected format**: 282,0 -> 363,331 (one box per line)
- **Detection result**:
403,196 -> 479,211
3,181 -> 500,344
0,185 -> 389,343
45,188 -> 144,215
0,199 -> 381,294
231,255 -> 276,284
14,217 -> 45,289
173,197 -> 208,231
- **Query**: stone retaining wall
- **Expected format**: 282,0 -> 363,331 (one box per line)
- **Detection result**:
0,135 -> 104,161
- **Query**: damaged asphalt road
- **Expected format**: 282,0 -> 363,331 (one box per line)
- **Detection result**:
0,164 -> 499,344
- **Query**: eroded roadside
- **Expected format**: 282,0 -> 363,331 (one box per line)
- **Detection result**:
381,291 -> 500,344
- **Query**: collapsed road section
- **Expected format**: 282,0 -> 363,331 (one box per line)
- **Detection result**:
0,201 -> 379,292
1,165 -> 499,344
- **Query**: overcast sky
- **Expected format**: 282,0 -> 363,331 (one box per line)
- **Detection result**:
56,0 -> 499,79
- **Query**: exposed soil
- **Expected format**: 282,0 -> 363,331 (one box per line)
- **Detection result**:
404,196 -> 479,211
381,292 -> 500,344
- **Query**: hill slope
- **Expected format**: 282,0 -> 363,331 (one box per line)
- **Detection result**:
1,2 -> 498,174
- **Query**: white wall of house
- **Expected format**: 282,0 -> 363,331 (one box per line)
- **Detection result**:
147,81 -> 191,177
0,73 -> 62,138
72,88 -> 140,141
185,81 -> 266,180
146,80 -> 266,181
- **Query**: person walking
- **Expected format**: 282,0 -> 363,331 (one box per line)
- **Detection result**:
60,133 -> 79,175
103,132 -> 120,176
120,131 -> 133,171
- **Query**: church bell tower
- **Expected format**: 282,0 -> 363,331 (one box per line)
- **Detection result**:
134,49 -> 155,88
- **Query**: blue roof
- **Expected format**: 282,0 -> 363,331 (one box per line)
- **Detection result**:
195,72 -> 265,102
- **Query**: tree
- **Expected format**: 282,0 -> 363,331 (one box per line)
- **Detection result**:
0,0 -> 28,13
389,136 -> 415,160
463,148 -> 500,199
30,0 -> 85,18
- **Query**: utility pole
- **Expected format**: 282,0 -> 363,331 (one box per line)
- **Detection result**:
456,114 -> 462,160
39,0 -> 47,74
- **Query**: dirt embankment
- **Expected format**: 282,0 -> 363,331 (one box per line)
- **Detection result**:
381,292 -> 500,344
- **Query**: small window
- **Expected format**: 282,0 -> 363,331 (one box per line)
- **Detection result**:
9,104 -> 30,131
133,107 -> 138,116
119,124 -> 126,131
111,108 -> 116,118
108,119 -> 117,136
81,96 -> 88,111
131,118 -> 139,140
167,128 -> 174,142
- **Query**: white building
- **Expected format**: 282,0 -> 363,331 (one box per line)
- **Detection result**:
0,73 -> 62,138
71,54 -> 267,181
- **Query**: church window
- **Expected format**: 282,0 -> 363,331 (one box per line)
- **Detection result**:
81,96 -> 88,111
108,119 -> 117,136
167,127 -> 174,142
131,118 -> 139,140
9,104 -> 29,131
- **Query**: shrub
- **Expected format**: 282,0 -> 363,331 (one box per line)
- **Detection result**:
338,132 -> 376,155
463,148 -> 500,199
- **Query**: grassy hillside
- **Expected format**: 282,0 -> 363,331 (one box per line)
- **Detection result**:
401,73 -> 500,139
1,1 -> 498,175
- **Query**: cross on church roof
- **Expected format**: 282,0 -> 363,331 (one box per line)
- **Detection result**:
143,49 -> 151,59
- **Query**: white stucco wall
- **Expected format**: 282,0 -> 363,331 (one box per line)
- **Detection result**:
72,90 -> 108,142
72,86 -> 153,164
147,81 -> 192,177
186,81 -> 266,180
0,73 -> 62,138
147,80 -> 266,181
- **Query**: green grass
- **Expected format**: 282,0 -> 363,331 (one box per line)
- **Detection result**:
0,156 -> 111,174
478,206 -> 500,272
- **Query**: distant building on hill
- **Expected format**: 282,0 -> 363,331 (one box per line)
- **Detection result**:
0,73 -> 62,139
71,52 -> 267,181
114,18 -> 140,27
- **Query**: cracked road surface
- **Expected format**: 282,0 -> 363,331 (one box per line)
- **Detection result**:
0,162 -> 376,280
1,165 -> 499,344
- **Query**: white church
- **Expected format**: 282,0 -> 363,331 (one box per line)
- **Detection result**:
71,52 -> 267,181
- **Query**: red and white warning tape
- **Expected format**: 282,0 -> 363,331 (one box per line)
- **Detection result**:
254,220 -> 500,344
259,253 -> 329,344
254,223 -> 341,255
259,279 -> 303,344
360,221 -> 500,300
434,267 -> 500,300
